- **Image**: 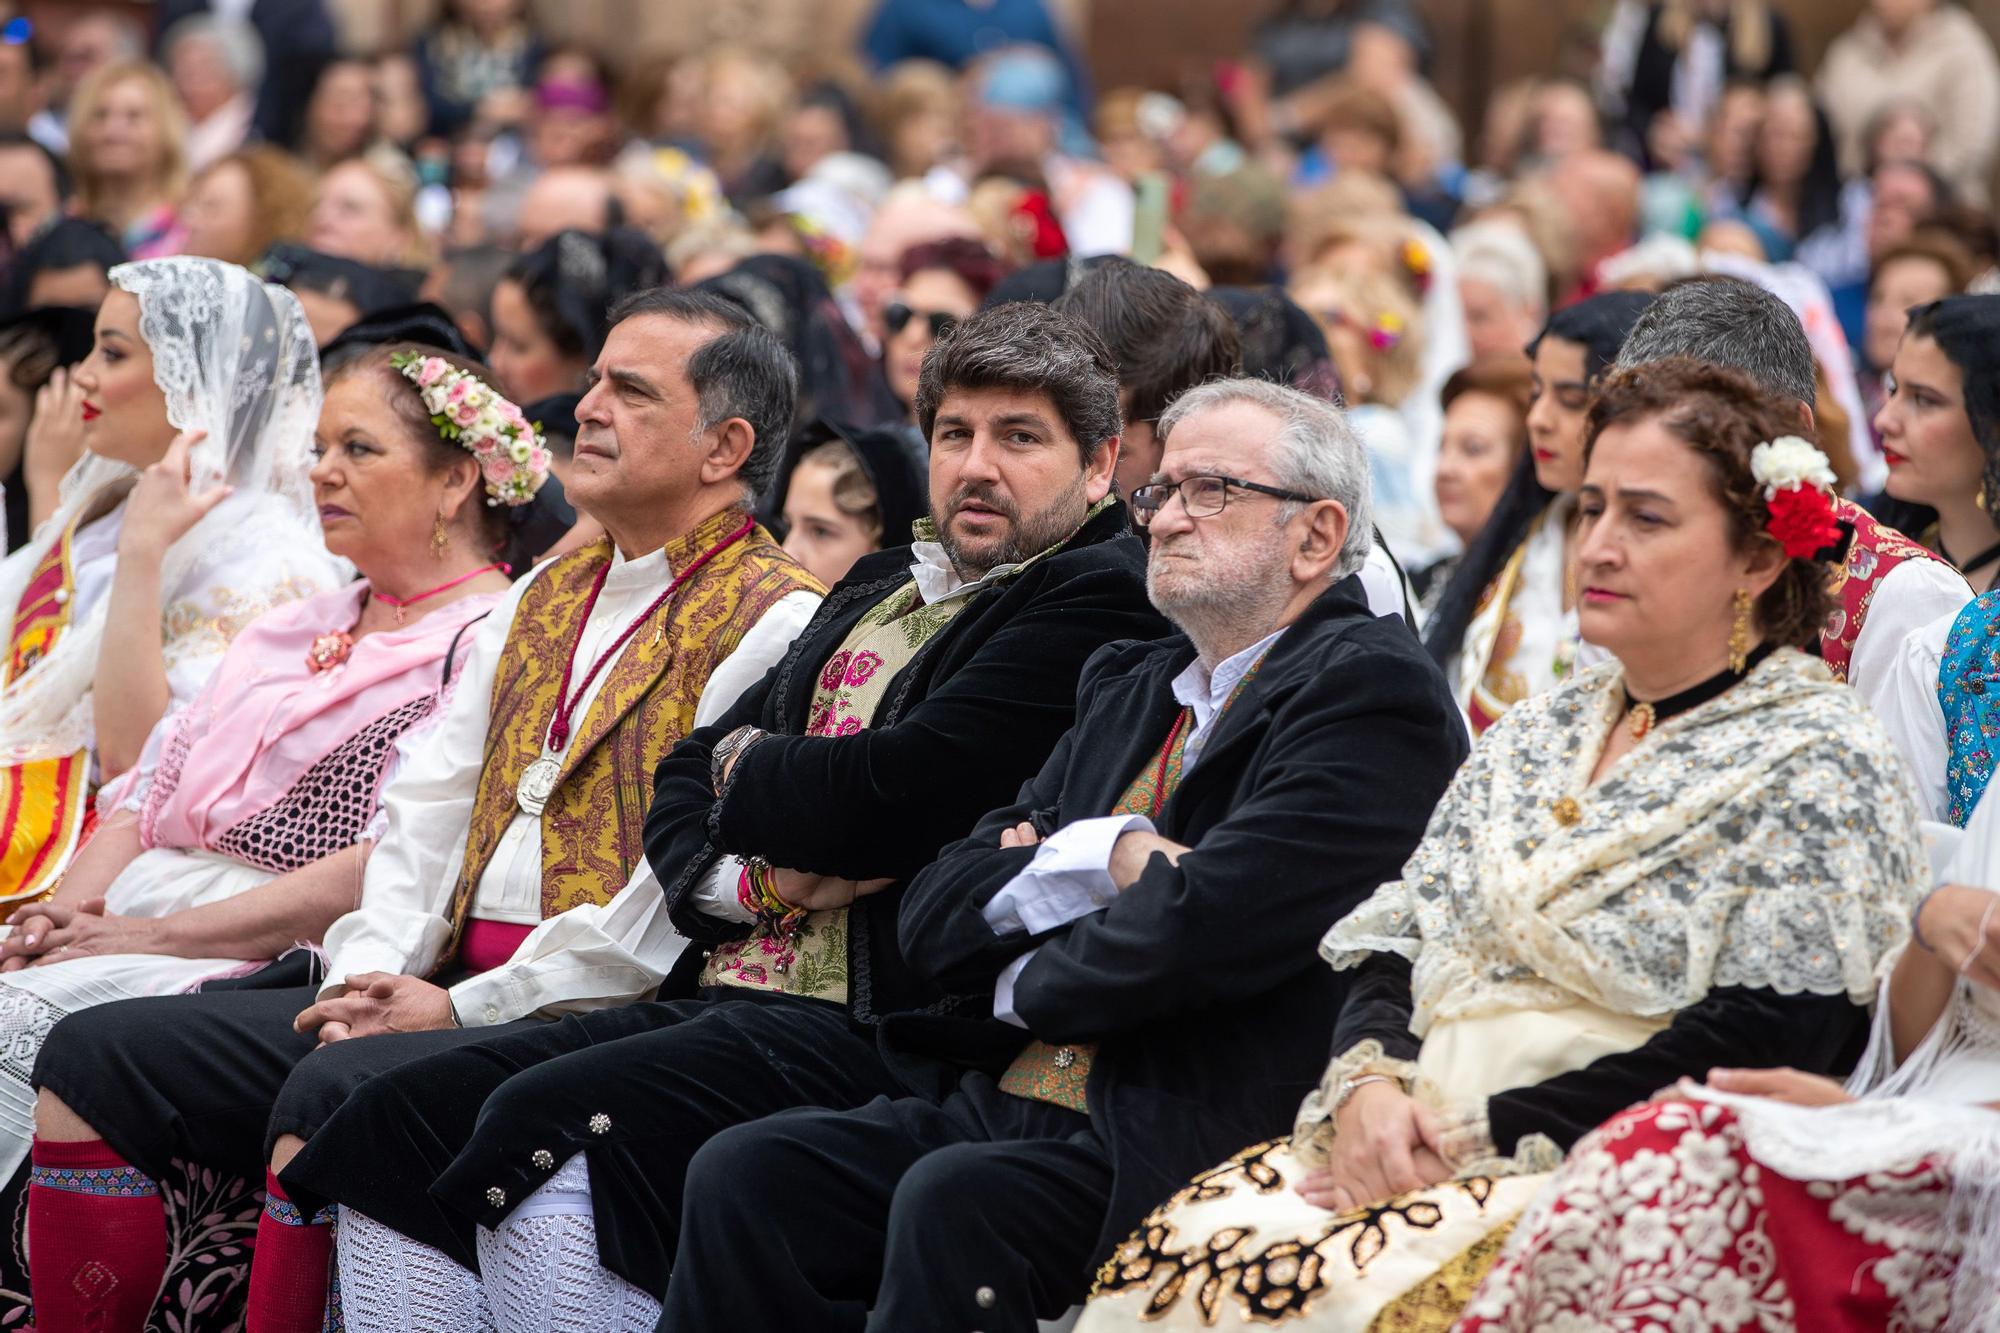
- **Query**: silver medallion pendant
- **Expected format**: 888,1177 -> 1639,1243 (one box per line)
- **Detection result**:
516,754 -> 563,816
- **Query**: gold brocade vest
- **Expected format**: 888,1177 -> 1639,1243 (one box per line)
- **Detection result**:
0,512 -> 89,902
444,509 -> 821,961
700,580 -> 969,1000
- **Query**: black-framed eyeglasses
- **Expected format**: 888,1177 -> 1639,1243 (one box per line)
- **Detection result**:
884,302 -> 958,340
1128,474 -> 1319,528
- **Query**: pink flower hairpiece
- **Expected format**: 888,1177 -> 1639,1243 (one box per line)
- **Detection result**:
390,352 -> 551,507
1367,311 -> 1406,352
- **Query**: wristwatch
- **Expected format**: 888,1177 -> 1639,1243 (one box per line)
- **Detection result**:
709,725 -> 765,795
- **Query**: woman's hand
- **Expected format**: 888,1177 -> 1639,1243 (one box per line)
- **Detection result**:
1296,1081 -> 1451,1213
23,367 -> 88,491
1705,1066 -> 1854,1107
117,430 -> 231,561
1914,884 -> 2000,991
0,898 -> 100,971
29,902 -> 164,966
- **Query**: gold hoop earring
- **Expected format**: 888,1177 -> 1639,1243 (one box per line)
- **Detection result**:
432,511 -> 451,559
1728,587 -> 1753,675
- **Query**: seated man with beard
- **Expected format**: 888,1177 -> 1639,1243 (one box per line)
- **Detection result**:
276,302 -> 1172,1331
664,377 -> 1468,1329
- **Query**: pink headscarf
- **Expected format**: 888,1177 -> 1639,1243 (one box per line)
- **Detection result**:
138,582 -> 498,855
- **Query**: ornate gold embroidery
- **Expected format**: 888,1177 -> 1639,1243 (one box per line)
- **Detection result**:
1364,1219 -> 1516,1332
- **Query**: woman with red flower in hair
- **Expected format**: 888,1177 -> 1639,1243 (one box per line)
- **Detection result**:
1080,359 -> 1922,1332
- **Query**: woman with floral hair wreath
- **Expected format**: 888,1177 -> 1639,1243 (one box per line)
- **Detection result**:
1077,359 -> 1923,1331
0,342 -> 550,1330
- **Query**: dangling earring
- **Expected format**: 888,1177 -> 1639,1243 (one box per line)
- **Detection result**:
1728,587 -> 1753,675
431,510 -> 451,560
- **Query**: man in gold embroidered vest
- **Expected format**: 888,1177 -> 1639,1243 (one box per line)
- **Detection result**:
26,290 -> 824,1329
664,378 -> 1469,1331
266,302 -> 1171,1326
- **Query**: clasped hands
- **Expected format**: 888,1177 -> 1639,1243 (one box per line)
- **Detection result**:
0,897 -> 160,971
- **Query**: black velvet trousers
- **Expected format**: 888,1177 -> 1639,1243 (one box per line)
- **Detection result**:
661,1074 -> 1110,1333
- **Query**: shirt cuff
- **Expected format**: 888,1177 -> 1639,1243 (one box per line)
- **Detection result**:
980,814 -> 1156,936
448,968 -> 524,1027
993,948 -> 1037,1028
689,855 -> 757,923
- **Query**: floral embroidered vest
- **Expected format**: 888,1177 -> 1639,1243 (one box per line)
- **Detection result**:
0,513 -> 89,902
701,581 -> 970,1000
444,509 -> 819,962
1821,500 -> 1949,683
1940,590 -> 2000,827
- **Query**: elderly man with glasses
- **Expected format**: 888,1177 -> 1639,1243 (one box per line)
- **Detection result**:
659,376 -> 1469,1332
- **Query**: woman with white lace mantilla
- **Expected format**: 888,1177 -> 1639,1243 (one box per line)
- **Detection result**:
1078,359 -> 1926,1331
0,259 -> 348,906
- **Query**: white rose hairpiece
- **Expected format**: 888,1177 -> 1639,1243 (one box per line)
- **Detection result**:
1748,435 -> 1842,560
390,351 -> 551,506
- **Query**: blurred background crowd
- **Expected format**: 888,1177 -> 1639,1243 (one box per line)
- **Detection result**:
1,0 -> 1998,583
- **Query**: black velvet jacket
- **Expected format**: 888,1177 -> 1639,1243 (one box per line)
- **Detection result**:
894,577 -> 1467,1257
644,500 -> 1168,1027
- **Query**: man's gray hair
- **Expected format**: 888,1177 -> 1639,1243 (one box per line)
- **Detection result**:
162,16 -> 266,94
1156,377 -> 1374,579
1614,276 -> 1816,410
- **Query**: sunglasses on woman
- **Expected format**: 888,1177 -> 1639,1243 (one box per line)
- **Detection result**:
884,303 -> 959,340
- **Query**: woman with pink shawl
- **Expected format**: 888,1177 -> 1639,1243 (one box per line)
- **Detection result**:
0,343 -> 551,1323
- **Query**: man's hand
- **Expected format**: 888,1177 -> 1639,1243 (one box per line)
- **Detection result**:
1296,1082 -> 1451,1213
293,973 -> 455,1045
1109,830 -> 1191,889
999,822 -> 1042,849
0,899 -> 108,972
1705,1066 -> 1854,1107
766,868 -> 896,913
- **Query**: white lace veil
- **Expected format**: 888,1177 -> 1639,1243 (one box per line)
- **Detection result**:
0,257 -> 326,765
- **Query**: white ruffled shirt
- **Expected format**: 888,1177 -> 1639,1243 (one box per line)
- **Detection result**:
314,542 -> 820,1024
983,628 -> 1287,1026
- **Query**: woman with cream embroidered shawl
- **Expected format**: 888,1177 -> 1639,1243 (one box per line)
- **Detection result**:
0,258 -> 346,902
1458,777 -> 2000,1333
0,345 -> 542,1329
1423,291 -> 1655,735
1078,360 -> 1924,1332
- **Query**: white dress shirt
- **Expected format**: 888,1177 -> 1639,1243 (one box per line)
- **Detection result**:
984,628 -> 1287,1026
1873,601 -> 1969,826
315,542 -> 820,1024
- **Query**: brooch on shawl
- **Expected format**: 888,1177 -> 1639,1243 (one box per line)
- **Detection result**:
307,630 -> 354,674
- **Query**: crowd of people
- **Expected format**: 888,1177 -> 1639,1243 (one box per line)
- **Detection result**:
0,0 -> 1994,1329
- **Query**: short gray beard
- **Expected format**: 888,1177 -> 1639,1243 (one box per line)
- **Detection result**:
1148,527 -> 1296,665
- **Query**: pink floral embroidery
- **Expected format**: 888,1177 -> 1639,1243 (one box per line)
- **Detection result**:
807,703 -> 833,735
820,652 -> 852,692
845,651 -> 884,686
732,962 -> 768,985
835,717 -> 862,736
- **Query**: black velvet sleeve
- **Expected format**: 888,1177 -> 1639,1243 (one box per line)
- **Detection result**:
1486,987 -> 1869,1155
1326,951 -> 1421,1066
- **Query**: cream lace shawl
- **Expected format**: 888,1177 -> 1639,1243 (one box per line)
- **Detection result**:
1324,648 -> 1926,1035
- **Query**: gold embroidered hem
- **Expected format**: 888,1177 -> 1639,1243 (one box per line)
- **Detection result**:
996,1040 -> 1094,1113
1076,1137 -> 1548,1332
